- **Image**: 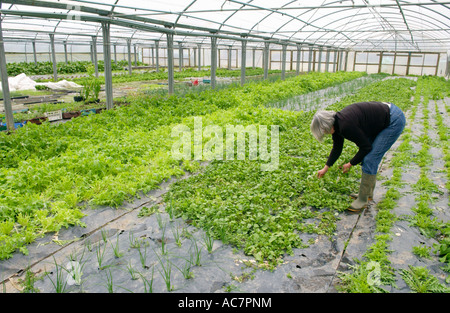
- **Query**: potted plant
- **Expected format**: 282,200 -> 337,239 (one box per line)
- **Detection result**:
80,80 -> 92,103
79,77 -> 101,103
74,88 -> 84,102
91,78 -> 101,103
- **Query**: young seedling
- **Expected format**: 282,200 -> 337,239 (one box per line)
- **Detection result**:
137,243 -> 148,269
48,257 -> 68,293
127,262 -> 139,281
175,253 -> 194,280
202,231 -> 215,254
171,223 -> 182,247
111,234 -> 124,258
105,269 -> 114,293
64,247 -> 88,287
139,267 -> 155,293
85,238 -> 93,252
155,251 -> 174,292
96,242 -> 107,270
105,268 -> 133,293
156,213 -> 164,229
129,231 -> 141,249
101,229 -> 109,243
20,266 -> 40,293
167,199 -> 175,221
65,260 -> 84,286
190,237 -> 203,266
160,222 -> 168,255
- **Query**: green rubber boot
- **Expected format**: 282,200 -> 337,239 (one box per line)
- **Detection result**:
348,172 -> 377,213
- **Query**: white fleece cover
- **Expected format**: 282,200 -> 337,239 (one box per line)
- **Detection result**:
1,73 -> 81,92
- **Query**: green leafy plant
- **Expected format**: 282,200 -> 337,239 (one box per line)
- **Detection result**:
138,205 -> 158,218
412,244 -> 432,259
400,266 -> 450,293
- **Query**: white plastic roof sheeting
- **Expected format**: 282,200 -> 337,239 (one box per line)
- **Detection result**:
1,0 -> 449,52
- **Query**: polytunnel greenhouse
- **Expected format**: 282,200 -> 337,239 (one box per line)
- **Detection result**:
0,0 -> 449,298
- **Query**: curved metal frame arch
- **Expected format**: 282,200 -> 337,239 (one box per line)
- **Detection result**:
315,13 -> 450,49
273,0 -> 450,50
296,4 -> 450,50
1,0 -> 449,53
225,0 -> 355,46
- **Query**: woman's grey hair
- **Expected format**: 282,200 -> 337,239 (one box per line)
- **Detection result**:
310,110 -> 336,142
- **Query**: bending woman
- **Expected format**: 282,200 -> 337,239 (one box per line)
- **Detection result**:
310,101 -> 406,212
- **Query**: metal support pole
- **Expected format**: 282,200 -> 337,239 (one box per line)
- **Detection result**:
228,46 -> 232,70
155,40 -> 160,72
0,15 -> 13,131
313,50 -> 316,72
392,52 -> 397,75
63,40 -> 68,64
90,42 -> 94,63
308,46 -> 313,73
281,44 -> 287,80
92,36 -> 98,78
263,41 -> 270,80
325,49 -> 330,72
210,36 -> 217,89
252,48 -> 256,69
446,54 -> 450,78
134,44 -> 137,66
188,47 -> 191,67
378,51 -> 383,73
151,47 -> 155,67
406,52 -> 412,76
435,52 -> 440,76
332,50 -> 337,72
127,38 -> 132,75
296,44 -> 301,75
32,40 -> 37,65
113,44 -> 117,64
102,22 -> 113,110
240,40 -> 247,86
49,34 -> 58,81
166,33 -> 174,94
345,50 -> 349,72
197,44 -> 201,71
178,42 -> 183,71
193,47 -> 196,68
339,50 -> 343,72
318,48 -> 323,73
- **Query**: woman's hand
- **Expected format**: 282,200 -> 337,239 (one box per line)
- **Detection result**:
341,162 -> 352,173
317,165 -> 329,178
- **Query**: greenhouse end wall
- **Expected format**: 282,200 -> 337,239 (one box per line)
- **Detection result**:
4,48 -> 449,77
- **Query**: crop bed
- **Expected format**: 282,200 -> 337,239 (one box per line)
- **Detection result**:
0,72 -> 448,293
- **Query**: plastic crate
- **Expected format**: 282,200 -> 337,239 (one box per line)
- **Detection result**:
81,108 -> 96,116
44,110 -> 63,121
0,121 -> 27,130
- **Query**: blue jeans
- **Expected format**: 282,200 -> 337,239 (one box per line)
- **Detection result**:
362,103 -> 406,175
